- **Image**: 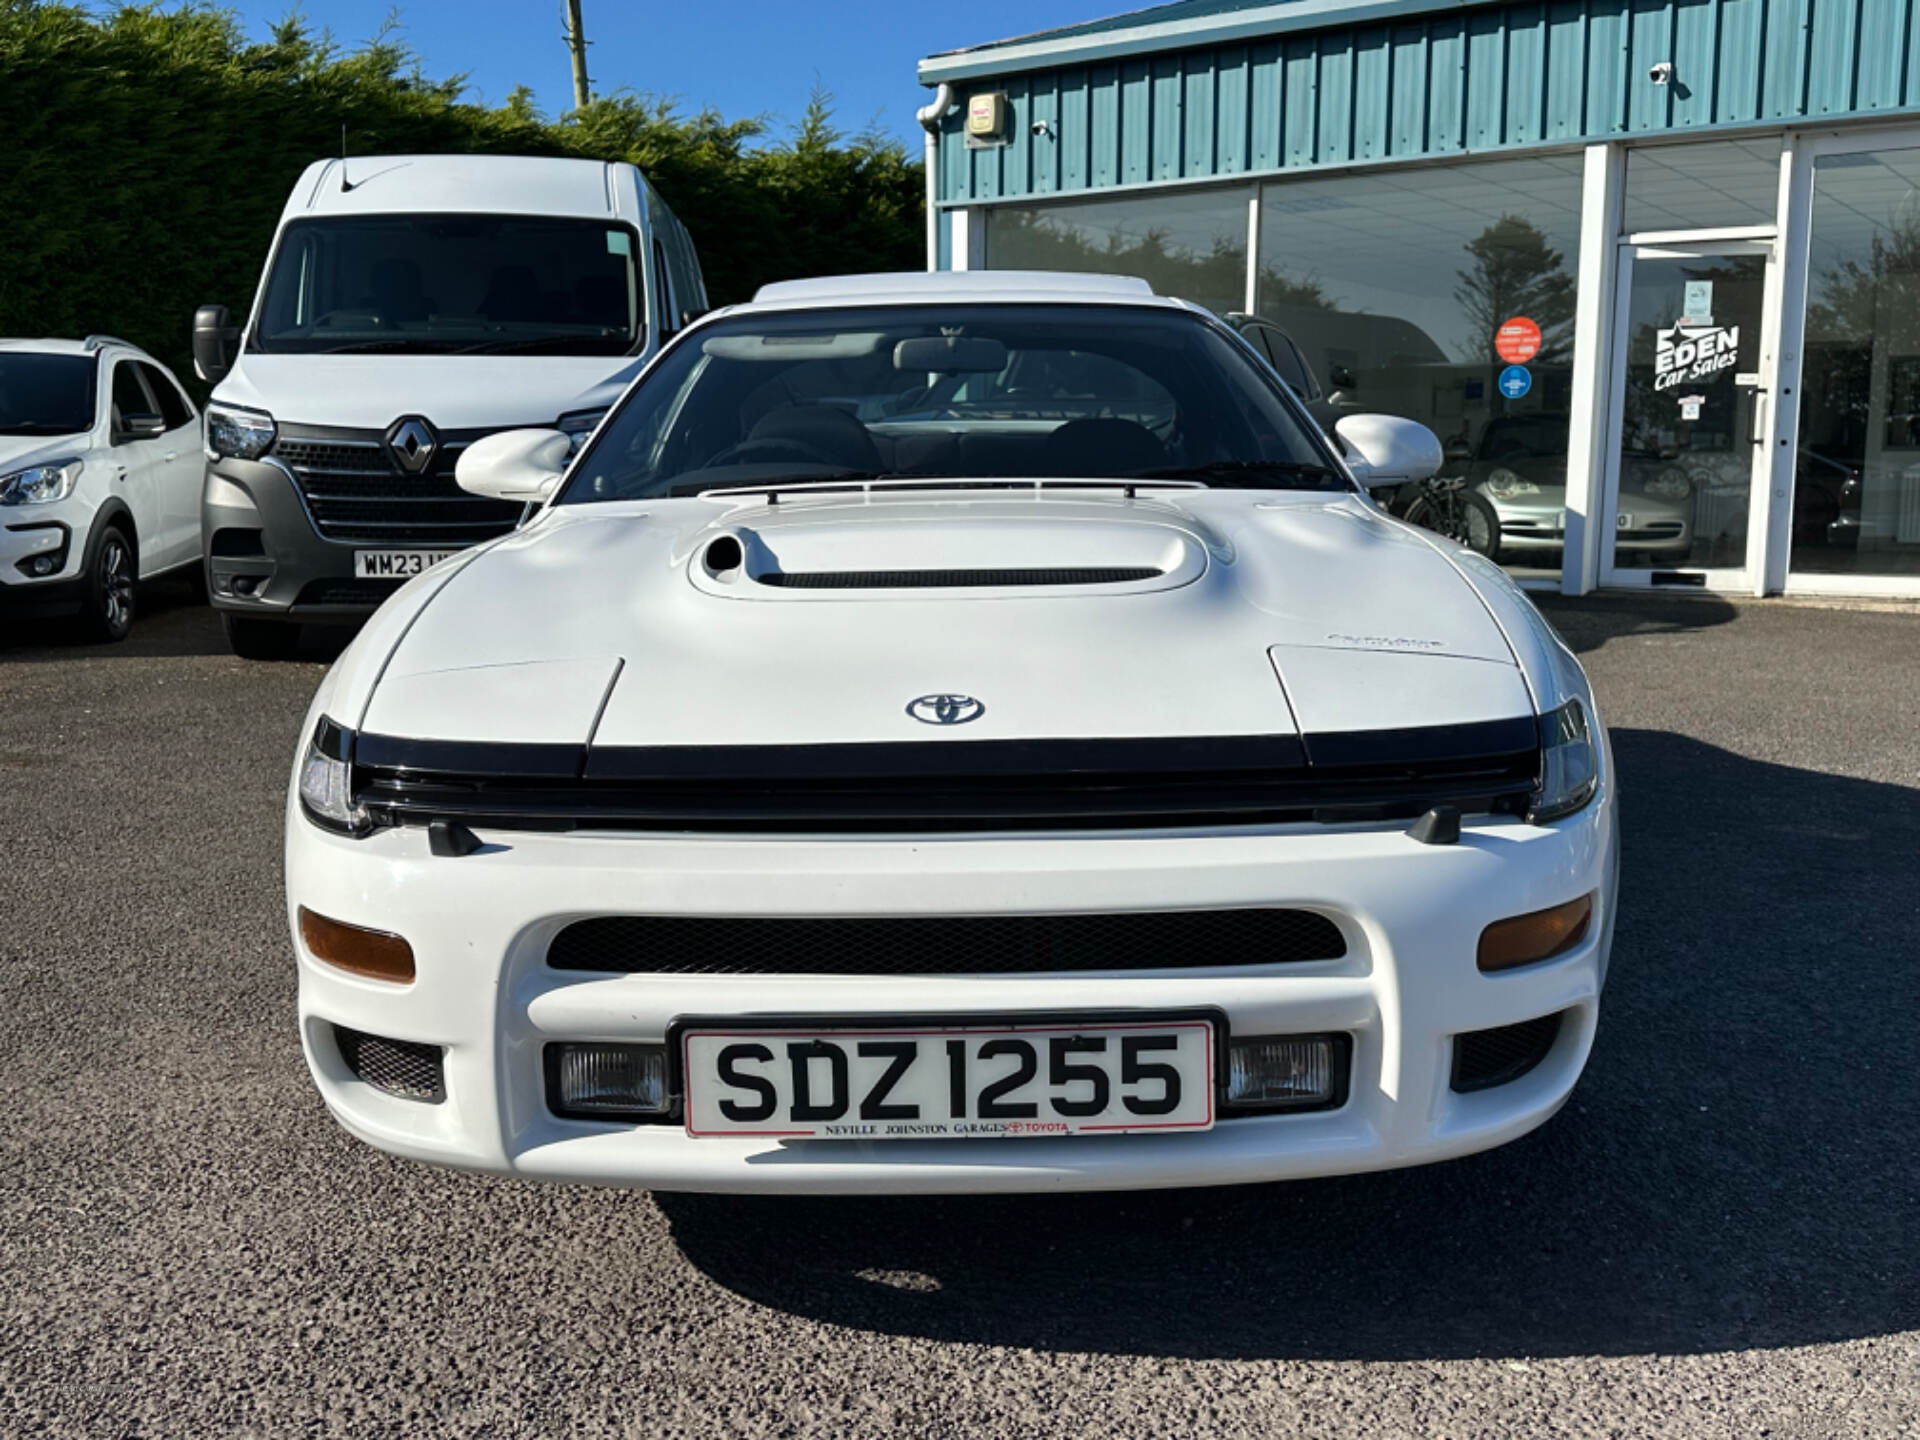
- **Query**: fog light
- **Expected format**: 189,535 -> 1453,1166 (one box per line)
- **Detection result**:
1478,893 -> 1593,972
29,554 -> 55,575
298,906 -> 415,983
1225,1034 -> 1346,1111
548,1043 -> 671,1120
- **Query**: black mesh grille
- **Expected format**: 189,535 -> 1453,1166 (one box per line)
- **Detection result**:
1450,1012 -> 1564,1093
758,567 -> 1162,589
334,1025 -> 445,1102
295,578 -> 407,608
274,430 -> 524,544
548,908 -> 1348,976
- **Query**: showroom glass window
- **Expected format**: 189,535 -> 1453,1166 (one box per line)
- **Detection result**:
1795,147 -> 1920,580
1255,155 -> 1585,580
1624,139 -> 1782,235
985,188 -> 1251,318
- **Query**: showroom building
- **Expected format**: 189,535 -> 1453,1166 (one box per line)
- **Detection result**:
916,0 -> 1920,597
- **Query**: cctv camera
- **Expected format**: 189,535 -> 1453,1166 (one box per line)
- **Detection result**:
1648,61 -> 1675,84
1030,119 -> 1053,138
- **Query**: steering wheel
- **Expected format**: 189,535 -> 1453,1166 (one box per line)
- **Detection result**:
704,436 -> 846,470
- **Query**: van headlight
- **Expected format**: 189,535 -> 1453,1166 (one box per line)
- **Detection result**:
557,407 -> 608,457
0,457 -> 82,505
207,403 -> 277,461
1532,699 -> 1598,822
298,720 -> 369,835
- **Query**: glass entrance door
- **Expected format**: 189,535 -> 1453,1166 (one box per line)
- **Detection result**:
1602,243 -> 1774,588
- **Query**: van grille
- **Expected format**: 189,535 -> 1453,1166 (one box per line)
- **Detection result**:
273,426 -> 525,544
547,908 -> 1348,976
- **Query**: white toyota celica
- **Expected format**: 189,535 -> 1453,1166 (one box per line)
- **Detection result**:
287,271 -> 1617,1194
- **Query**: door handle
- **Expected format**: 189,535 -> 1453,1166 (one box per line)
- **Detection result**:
163,451 -> 178,462
1749,393 -> 1769,447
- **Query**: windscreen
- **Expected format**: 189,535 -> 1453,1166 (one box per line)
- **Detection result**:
0,353 -> 96,436
558,303 -> 1342,503
253,214 -> 641,356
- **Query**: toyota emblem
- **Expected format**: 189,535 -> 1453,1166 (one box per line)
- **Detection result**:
906,693 -> 985,726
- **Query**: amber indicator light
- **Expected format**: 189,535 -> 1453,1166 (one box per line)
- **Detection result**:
1477,893 -> 1593,972
298,907 -> 416,984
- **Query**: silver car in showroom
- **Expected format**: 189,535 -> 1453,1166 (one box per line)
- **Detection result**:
1457,414 -> 1694,562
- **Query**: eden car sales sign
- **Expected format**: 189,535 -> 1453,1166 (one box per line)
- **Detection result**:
1655,321 -> 1740,392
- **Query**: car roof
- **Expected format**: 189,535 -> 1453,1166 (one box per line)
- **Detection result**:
0,336 -> 153,361
741,270 -> 1200,315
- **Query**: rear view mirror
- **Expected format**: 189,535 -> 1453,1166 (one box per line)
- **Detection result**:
893,335 -> 1009,374
193,304 -> 238,384
1335,414 -> 1443,486
456,428 -> 572,502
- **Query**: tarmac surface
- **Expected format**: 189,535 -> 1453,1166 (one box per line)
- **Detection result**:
2,583 -> 1916,1437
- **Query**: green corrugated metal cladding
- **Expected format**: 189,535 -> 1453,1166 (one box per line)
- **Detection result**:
937,0 -> 1920,204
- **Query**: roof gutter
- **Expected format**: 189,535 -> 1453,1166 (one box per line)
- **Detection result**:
915,84 -> 956,271
917,0 -> 1488,84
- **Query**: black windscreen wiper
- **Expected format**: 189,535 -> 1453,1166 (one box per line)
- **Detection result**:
1133,460 -> 1346,489
670,472 -> 890,497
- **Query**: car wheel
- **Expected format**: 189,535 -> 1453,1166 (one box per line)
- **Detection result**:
80,525 -> 137,643
223,613 -> 300,661
1404,490 -> 1501,559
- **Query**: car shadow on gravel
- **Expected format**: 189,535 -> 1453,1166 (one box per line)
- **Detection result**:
657,728 -> 1919,1361
1534,590 -> 1739,657
0,581 -> 351,664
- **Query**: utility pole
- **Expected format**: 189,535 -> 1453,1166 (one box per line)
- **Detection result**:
563,0 -> 591,111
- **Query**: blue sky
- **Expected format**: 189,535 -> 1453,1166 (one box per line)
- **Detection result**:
229,0 -> 1109,148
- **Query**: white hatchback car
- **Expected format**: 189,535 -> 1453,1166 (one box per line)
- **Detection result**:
287,272 -> 1617,1195
0,336 -> 204,640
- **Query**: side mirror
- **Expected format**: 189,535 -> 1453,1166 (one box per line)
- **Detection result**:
1335,414 -> 1444,488
680,306 -> 708,329
193,304 -> 239,384
1329,364 -> 1358,391
455,428 -> 572,502
120,412 -> 166,441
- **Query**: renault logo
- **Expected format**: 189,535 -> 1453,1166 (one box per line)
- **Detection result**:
385,417 -> 438,474
907,694 -> 985,726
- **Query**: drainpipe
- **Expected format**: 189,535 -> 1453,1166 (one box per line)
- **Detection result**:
916,84 -> 955,272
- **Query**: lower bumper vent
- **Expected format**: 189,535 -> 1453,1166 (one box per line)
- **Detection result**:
1450,1012 -> 1564,1093
548,908 -> 1348,976
334,1025 -> 445,1103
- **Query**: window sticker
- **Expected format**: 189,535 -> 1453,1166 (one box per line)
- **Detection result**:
606,230 -> 632,255
1655,321 -> 1739,391
1677,394 -> 1705,421
1495,316 -> 1542,364
1498,364 -> 1532,399
1684,281 -> 1714,325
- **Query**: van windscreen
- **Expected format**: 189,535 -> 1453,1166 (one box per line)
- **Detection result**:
252,214 -> 642,356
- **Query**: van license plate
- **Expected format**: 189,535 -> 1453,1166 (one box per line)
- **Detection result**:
683,1018 -> 1216,1139
354,549 -> 457,578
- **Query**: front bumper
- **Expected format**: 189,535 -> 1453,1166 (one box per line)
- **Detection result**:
1487,496 -> 1693,555
287,793 -> 1618,1195
0,512 -> 86,613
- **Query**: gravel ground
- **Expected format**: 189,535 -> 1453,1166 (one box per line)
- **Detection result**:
1,584 -> 1916,1439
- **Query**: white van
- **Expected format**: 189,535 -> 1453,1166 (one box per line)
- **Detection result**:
193,154 -> 705,658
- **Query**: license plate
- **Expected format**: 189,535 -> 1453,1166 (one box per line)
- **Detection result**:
353,549 -> 457,579
682,1018 -> 1216,1140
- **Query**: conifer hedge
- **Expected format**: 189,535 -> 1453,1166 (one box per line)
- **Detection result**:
0,2 -> 923,390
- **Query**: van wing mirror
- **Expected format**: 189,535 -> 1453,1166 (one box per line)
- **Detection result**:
455,428 -> 573,502
1335,414 -> 1443,488
193,304 -> 239,384
120,412 -> 167,440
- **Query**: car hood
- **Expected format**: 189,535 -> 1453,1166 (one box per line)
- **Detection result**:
358,488 -> 1535,750
213,353 -> 630,431
0,433 -> 92,470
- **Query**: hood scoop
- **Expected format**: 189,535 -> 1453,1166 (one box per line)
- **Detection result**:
695,512 -> 1206,599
